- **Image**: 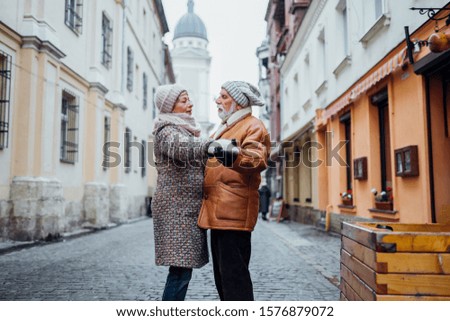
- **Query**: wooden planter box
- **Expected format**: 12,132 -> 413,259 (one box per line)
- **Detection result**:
375,201 -> 393,211
342,199 -> 353,206
340,222 -> 450,301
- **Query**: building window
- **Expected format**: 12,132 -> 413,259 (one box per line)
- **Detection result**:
127,47 -> 134,92
293,146 -> 300,203
374,0 -> 383,19
143,73 -> 148,109
0,50 -> 12,150
342,6 -> 349,56
360,0 -> 390,44
354,157 -> 368,180
152,87 -> 156,119
101,13 -> 112,69
141,139 -> 146,177
315,28 -> 327,93
60,90 -> 79,163
102,116 -> 111,170
65,0 -> 83,34
124,127 -> 131,173
371,89 -> 392,191
143,9 -> 147,43
301,139 -> 313,203
340,112 -> 352,191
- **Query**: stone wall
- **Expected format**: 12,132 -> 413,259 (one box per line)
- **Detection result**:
64,201 -> 83,233
128,195 -> 147,220
286,204 -> 322,227
83,182 -> 110,227
0,178 -> 145,241
287,204 -> 380,235
0,200 -> 12,240
110,184 -> 128,223
329,211 -> 380,234
10,177 -> 64,241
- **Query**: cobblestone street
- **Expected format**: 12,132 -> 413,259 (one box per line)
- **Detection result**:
0,218 -> 340,301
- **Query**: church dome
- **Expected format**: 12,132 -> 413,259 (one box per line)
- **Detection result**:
173,0 -> 208,41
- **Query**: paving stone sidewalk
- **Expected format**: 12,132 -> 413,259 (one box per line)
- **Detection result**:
0,217 -> 341,301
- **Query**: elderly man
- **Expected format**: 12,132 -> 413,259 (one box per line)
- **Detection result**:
198,81 -> 271,301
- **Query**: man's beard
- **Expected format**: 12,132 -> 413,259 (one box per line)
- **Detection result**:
218,102 -> 236,120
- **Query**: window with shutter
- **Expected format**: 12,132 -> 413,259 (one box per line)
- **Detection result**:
101,13 -> 113,68
60,90 -> 79,163
125,128 -> 131,173
65,0 -> 83,34
0,50 -> 11,150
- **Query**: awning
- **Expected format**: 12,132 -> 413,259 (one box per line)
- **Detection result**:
270,123 -> 314,162
414,49 -> 450,75
316,47 -> 408,127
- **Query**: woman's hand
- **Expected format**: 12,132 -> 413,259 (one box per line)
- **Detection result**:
207,139 -> 239,167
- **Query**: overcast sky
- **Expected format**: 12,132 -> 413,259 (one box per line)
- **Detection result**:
161,0 -> 269,122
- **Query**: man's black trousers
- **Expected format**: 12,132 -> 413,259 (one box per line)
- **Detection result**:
210,229 -> 254,301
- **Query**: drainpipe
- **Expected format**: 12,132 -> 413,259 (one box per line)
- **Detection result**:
325,204 -> 333,232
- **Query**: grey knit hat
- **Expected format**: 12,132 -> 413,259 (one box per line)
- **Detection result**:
154,84 -> 186,114
222,81 -> 265,107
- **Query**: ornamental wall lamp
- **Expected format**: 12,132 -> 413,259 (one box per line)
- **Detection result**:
405,6 -> 450,64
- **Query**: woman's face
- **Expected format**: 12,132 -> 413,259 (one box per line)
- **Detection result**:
172,91 -> 193,115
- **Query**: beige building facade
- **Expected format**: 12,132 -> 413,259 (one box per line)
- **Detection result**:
0,0 -> 172,241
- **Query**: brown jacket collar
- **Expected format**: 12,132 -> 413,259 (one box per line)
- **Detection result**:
213,108 -> 252,139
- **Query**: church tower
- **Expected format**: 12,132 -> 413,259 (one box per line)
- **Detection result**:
171,0 -> 213,136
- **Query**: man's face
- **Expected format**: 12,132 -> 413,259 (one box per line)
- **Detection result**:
216,89 -> 237,120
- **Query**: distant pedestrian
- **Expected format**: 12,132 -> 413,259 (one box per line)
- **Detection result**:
258,183 -> 271,221
198,80 -> 271,301
151,84 -> 212,301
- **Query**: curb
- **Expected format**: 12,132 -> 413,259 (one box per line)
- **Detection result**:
0,216 -> 150,256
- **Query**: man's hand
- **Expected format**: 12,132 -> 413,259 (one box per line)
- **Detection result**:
207,139 -> 239,167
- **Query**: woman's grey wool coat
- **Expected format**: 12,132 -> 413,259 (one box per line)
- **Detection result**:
151,121 -> 210,268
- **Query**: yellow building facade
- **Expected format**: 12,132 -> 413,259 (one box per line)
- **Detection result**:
315,6 -> 450,230
0,0 -> 171,241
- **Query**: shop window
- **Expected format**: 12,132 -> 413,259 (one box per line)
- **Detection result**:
284,146 -> 299,204
340,112 -> 352,190
101,13 -> 112,68
371,89 -> 392,192
0,50 -> 11,150
293,146 -> 300,203
301,139 -> 313,203
65,0 -> 83,34
60,90 -> 79,163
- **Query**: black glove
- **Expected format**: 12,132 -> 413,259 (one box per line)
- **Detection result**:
207,139 -> 239,167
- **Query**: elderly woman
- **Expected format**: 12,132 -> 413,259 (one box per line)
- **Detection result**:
151,84 -> 212,301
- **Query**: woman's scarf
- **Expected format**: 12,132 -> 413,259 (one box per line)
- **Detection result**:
153,113 -> 202,137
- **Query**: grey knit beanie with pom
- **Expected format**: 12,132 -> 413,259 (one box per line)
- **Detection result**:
154,84 -> 186,114
222,81 -> 265,107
